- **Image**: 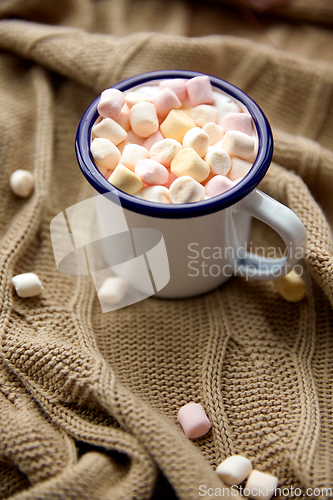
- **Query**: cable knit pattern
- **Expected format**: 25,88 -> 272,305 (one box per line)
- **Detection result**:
0,0 -> 332,498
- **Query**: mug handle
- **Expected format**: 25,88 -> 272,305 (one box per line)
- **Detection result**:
234,189 -> 307,279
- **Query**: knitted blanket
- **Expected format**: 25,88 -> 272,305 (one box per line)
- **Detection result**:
0,1 -> 332,498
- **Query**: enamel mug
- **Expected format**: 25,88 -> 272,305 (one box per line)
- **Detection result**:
75,70 -> 307,299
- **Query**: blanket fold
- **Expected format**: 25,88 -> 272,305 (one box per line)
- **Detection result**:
0,0 -> 332,498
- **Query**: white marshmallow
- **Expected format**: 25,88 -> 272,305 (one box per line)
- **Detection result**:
245,470 -> 279,500
92,118 -> 127,146
228,157 -> 252,180
169,176 -> 205,204
12,272 -> 43,298
90,138 -> 121,170
135,85 -> 161,98
125,91 -> 149,108
183,127 -> 209,158
204,149 -> 231,176
216,455 -> 253,486
190,105 -> 218,127
214,92 -> 241,123
202,122 -> 224,145
222,130 -> 255,160
150,139 -> 182,167
9,170 -> 34,198
98,277 -> 128,304
140,185 -> 171,204
129,102 -> 159,138
120,144 -> 149,171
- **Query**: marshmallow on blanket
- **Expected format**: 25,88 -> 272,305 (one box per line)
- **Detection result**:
177,402 -> 211,438
12,273 -> 43,298
98,277 -> 128,304
216,455 -> 253,486
273,270 -> 307,302
10,170 -> 34,198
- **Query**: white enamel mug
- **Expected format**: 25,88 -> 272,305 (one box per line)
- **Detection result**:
75,70 -> 307,299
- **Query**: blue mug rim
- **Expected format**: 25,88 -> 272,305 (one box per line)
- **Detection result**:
75,70 -> 273,219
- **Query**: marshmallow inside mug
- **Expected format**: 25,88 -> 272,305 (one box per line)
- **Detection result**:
90,76 -> 260,205
76,70 -> 273,219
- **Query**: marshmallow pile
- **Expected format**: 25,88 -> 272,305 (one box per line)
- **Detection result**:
90,76 -> 258,204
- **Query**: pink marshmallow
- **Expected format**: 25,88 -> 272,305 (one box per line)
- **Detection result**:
116,103 -> 130,131
205,175 -> 235,197
97,88 -> 125,120
151,87 -> 181,119
135,159 -> 169,185
177,402 -> 211,439
98,165 -> 112,180
186,76 -> 214,107
159,78 -> 187,103
163,171 -> 178,188
223,113 -> 253,136
142,130 -> 164,150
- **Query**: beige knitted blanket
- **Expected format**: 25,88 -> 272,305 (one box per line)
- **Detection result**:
0,1 -> 333,499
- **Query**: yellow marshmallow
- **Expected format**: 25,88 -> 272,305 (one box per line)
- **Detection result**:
171,148 -> 210,183
273,270 -> 307,302
109,163 -> 143,195
160,109 -> 196,143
